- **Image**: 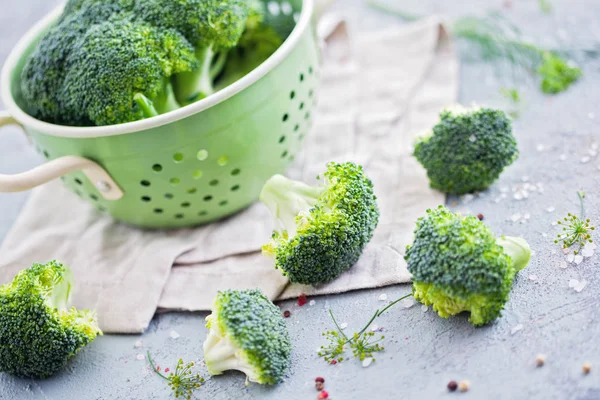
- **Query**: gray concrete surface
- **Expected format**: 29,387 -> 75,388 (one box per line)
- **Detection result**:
1,0 -> 600,399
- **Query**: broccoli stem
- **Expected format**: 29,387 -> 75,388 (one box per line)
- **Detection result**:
174,45 -> 216,105
134,93 -> 159,118
203,331 -> 257,380
496,236 -> 531,272
210,51 -> 229,80
47,266 -> 74,311
259,175 -> 324,237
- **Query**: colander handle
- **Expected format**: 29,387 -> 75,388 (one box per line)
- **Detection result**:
0,111 -> 123,200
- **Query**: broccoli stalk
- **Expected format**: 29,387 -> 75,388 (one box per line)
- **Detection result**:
405,206 -> 531,326
260,162 -> 380,285
133,80 -> 181,119
202,289 -> 291,385
0,261 -> 102,378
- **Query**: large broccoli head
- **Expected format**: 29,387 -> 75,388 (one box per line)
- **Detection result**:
405,206 -> 531,326
60,18 -> 197,125
0,261 -> 101,378
203,289 -> 291,385
260,162 -> 380,286
414,106 -> 518,194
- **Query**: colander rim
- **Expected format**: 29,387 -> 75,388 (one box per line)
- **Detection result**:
0,0 -> 315,139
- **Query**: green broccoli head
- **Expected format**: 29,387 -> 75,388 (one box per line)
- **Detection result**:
260,162 -> 380,286
60,18 -> 196,125
405,206 -> 531,326
414,106 -> 518,194
0,261 -> 101,378
136,0 -> 251,104
203,289 -> 291,385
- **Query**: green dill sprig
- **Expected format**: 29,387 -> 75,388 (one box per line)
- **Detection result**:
147,351 -> 205,399
555,192 -> 595,254
319,293 -> 412,364
367,1 -> 582,95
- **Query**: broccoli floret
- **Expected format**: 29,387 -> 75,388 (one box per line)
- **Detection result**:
136,0 -> 251,104
0,261 -> 101,378
203,289 -> 291,384
538,51 -> 582,94
413,106 -> 519,194
61,18 -> 196,125
260,162 -> 380,285
405,206 -> 531,326
21,1 -> 196,126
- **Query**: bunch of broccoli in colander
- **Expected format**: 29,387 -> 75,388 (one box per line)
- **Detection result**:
20,0 -> 284,127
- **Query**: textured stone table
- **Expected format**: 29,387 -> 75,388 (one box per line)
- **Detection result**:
1,0 -> 599,399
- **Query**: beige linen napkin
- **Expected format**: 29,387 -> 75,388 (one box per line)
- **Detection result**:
0,16 -> 457,333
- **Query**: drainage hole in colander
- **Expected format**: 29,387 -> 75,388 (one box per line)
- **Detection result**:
217,156 -> 229,166
281,150 -> 288,159
181,202 -> 191,208
282,114 -> 289,123
75,190 -> 83,197
197,150 -> 209,161
309,89 -> 314,98
141,180 -> 151,187
173,153 -> 184,163
170,178 -> 181,185
231,185 -> 240,192
294,124 -> 300,132
141,196 -> 151,202
300,73 -> 304,82
175,214 -> 184,219
90,194 -> 99,201
152,164 -> 163,172
231,168 -> 241,176
199,211 -> 208,216
279,136 -> 286,143
193,170 -> 203,179
43,150 -> 50,159
219,200 -> 228,207
154,208 -> 164,214
290,90 -> 295,99
305,112 -> 310,120
165,193 -> 174,199
97,206 -> 107,212
209,179 -> 219,187
289,155 -> 295,162
188,188 -> 197,194
299,102 -> 305,110
204,195 -> 213,202
74,178 -> 83,185
309,66 -> 313,74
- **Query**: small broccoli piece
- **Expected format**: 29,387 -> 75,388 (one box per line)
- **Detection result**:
0,261 -> 101,378
538,51 -> 582,94
203,289 -> 291,384
260,162 -> 380,285
405,206 -> 531,326
136,0 -> 251,104
60,18 -> 196,125
413,106 -> 518,194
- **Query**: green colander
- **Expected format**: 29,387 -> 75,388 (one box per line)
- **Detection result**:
0,0 -> 326,228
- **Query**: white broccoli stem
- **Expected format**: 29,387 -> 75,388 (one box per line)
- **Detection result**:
203,329 -> 259,382
497,236 -> 531,272
259,175 -> 324,237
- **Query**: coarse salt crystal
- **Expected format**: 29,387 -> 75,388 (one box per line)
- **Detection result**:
569,279 -> 578,288
558,261 -> 568,269
362,358 -> 374,368
546,207 -> 555,212
559,154 -> 567,161
521,176 -> 530,182
309,300 -> 316,306
514,193 -> 523,200
421,305 -> 428,312
511,324 -> 524,335
542,233 -> 548,237
401,298 -> 415,309
523,213 -> 531,220
567,253 -> 575,263
510,213 -> 522,222
529,275 -> 537,281
134,340 -> 143,349
536,144 -> 545,152
378,294 -> 388,301
340,322 -> 348,330
581,156 -> 591,164
589,112 -> 595,119
136,354 -> 145,361
574,280 -> 587,292
563,247 -> 570,254
169,330 -> 180,340
370,324 -> 379,332
500,187 -> 509,193
574,255 -> 584,265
